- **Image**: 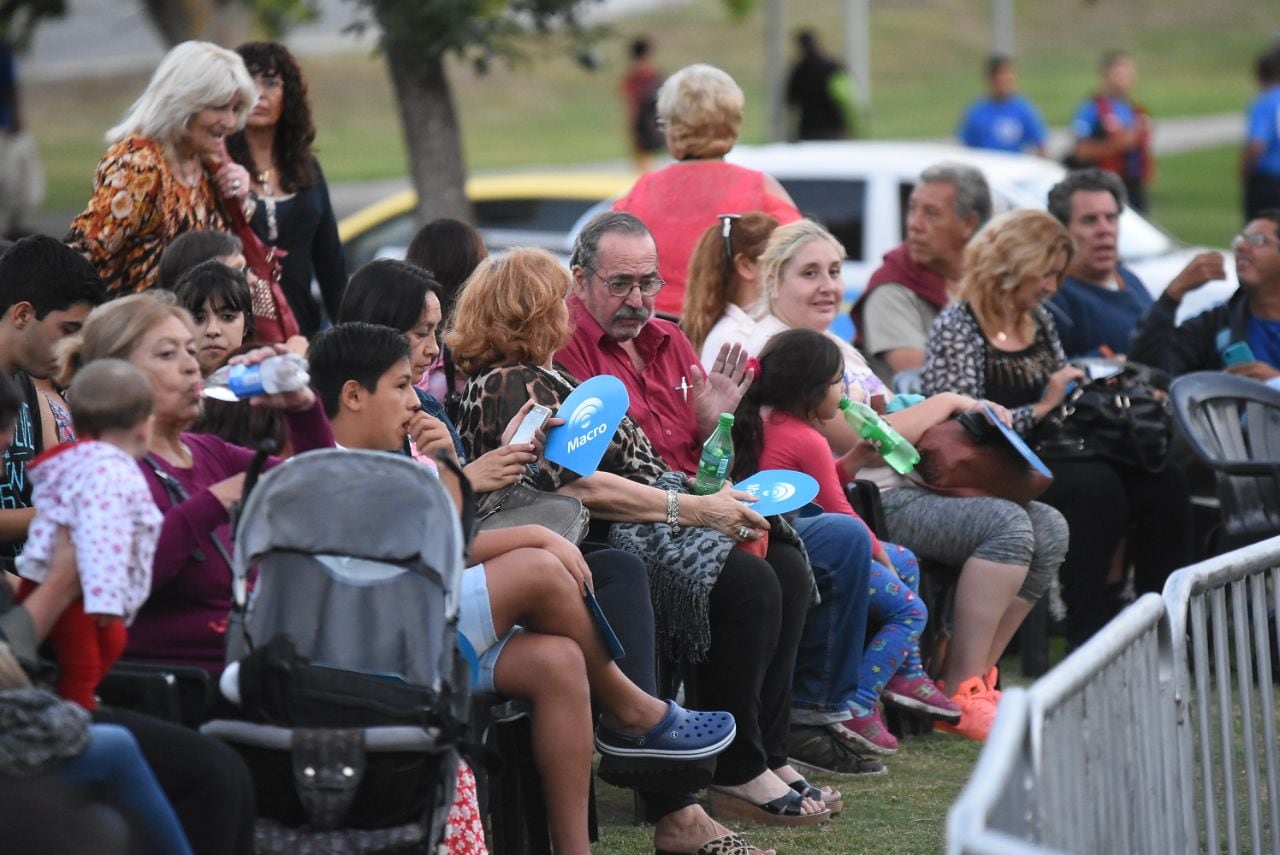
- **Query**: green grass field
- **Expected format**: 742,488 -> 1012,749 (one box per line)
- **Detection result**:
592,732 -> 985,854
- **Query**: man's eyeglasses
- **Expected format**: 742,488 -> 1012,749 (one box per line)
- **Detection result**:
719,213 -> 742,267
1233,232 -> 1280,250
590,270 -> 666,297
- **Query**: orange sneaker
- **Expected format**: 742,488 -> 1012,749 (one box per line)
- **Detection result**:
984,666 -> 1002,702
933,676 -> 998,741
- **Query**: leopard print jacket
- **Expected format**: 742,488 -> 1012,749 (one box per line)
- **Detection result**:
921,302 -> 1066,436
454,362 -> 666,496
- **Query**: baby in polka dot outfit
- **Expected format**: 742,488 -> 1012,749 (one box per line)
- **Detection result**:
17,359 -> 162,708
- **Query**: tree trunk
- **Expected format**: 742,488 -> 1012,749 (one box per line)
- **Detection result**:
140,0 -> 253,47
383,39 -> 472,226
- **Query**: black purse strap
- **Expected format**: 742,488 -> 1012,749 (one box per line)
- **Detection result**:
441,346 -> 464,424
141,454 -> 236,572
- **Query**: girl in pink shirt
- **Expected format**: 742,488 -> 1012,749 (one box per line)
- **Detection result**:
733,328 -> 959,752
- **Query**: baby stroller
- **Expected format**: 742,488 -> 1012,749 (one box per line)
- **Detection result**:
200,449 -> 470,854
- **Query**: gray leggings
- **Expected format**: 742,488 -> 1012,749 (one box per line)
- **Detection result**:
880,486 -> 1069,602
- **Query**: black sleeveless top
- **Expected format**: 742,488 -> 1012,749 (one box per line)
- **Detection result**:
974,306 -> 1059,409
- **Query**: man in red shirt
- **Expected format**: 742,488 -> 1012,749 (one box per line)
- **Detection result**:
558,211 -> 888,789
556,214 -> 752,471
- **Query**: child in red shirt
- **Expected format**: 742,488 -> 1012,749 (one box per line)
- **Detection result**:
732,328 -> 959,752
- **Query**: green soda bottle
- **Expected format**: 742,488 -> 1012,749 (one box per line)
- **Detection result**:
838,396 -> 920,475
692,413 -> 735,495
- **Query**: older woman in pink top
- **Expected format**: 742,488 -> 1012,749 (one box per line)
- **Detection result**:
611,63 -> 801,318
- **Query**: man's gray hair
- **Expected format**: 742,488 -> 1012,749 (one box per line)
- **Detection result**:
1047,168 -> 1127,225
919,162 -> 993,228
570,211 -> 653,273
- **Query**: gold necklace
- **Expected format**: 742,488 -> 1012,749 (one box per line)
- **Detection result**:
254,167 -> 273,187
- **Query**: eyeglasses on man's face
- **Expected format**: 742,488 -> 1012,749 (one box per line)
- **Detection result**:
589,270 -> 666,297
1232,231 -> 1280,250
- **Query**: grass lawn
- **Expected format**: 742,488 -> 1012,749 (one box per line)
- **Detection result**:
592,732 -> 984,855
583,646 -> 1053,854
28,0 -> 1270,249
1152,144 -> 1243,248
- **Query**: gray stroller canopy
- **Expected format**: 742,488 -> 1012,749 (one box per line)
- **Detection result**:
229,449 -> 465,689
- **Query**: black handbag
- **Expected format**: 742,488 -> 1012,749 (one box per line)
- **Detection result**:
1033,363 -> 1172,473
475,483 -> 589,545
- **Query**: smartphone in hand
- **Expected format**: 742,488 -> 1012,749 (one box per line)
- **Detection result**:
509,403 -> 552,445
1222,341 -> 1256,367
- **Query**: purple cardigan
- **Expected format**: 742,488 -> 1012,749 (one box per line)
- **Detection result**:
125,398 -> 334,673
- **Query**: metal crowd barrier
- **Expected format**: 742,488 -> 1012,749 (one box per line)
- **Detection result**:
947,535 -> 1280,855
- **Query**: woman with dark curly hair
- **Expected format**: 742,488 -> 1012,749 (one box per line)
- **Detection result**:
226,41 -> 345,337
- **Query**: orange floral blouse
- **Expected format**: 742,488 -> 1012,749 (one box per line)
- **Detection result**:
66,136 -> 229,297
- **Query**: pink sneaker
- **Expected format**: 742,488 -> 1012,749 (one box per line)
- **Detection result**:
883,673 -> 962,722
832,706 -> 898,755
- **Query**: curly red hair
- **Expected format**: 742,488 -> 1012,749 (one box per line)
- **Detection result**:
445,248 -> 573,377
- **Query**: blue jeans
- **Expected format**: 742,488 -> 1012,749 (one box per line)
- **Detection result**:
790,513 -> 873,725
57,723 -> 194,855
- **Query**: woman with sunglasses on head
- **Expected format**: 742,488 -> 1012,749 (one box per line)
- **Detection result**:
612,63 -> 801,318
226,41 -> 345,336
683,212 -> 780,364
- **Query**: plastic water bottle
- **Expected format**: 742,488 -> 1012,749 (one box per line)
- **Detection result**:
839,396 -> 920,475
204,353 -> 310,402
692,413 -> 735,495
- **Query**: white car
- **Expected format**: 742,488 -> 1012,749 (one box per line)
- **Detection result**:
721,141 -> 1236,340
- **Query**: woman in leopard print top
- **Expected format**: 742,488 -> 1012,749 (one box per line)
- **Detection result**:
922,209 -> 1192,649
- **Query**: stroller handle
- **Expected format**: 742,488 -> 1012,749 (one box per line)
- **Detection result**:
229,438 -> 277,613
242,437 -> 278,506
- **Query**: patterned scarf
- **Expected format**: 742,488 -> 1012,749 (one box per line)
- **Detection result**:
609,472 -> 816,664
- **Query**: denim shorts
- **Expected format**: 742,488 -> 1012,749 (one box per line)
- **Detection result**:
457,563 -> 521,694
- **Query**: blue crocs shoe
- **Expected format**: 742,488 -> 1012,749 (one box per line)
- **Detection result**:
595,701 -> 736,760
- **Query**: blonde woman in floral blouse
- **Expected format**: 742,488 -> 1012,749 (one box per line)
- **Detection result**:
67,42 -> 256,297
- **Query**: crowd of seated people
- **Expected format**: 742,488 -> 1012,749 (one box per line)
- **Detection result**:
3,33 -> 1273,855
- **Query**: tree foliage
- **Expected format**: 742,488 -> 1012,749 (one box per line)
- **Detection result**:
1,0 -> 318,47
0,0 -> 64,46
347,0 -> 601,67
346,0 -> 603,223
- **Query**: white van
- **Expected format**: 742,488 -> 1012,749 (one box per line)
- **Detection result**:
720,141 -> 1236,341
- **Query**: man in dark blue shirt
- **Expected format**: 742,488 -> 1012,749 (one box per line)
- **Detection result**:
1047,168 -> 1225,360
957,55 -> 1047,156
